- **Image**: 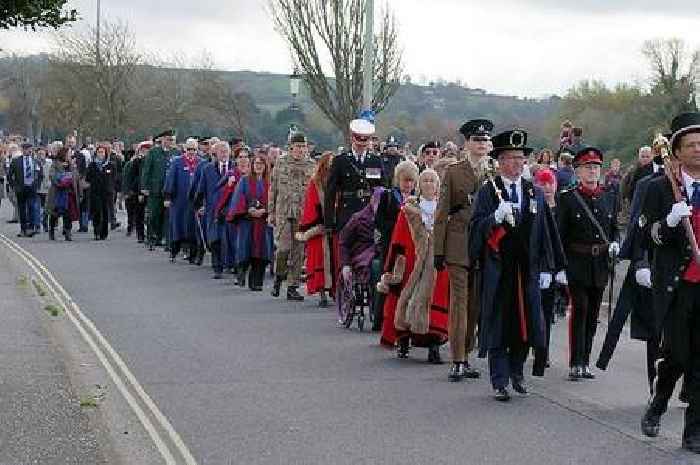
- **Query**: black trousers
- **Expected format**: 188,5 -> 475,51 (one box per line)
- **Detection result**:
247,258 -> 267,288
650,282 -> 700,441
16,188 -> 36,232
533,286 -> 555,376
569,284 -> 605,367
92,198 -> 110,239
210,240 -> 223,273
171,240 -> 197,260
50,211 -> 72,232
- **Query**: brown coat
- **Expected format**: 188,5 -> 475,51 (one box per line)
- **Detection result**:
434,160 -> 479,267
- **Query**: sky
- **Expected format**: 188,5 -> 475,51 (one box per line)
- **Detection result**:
1,0 -> 700,97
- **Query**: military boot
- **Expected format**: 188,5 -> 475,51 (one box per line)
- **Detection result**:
271,277 -> 283,297
287,286 -> 304,301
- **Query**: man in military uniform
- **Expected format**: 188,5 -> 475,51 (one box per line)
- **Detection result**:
324,118 -> 386,287
637,112 -> 700,451
269,132 -> 316,301
379,136 -> 405,187
557,147 -> 619,381
460,118 -> 494,179
141,130 -> 179,250
434,118 -> 493,382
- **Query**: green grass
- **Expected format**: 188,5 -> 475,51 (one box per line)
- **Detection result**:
79,396 -> 98,408
44,304 -> 62,317
32,279 -> 47,297
16,274 -> 28,287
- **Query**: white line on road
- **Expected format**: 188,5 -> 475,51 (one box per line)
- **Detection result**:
0,233 -> 198,465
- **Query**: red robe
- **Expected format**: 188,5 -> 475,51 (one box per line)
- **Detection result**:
380,207 -> 449,348
299,181 -> 327,295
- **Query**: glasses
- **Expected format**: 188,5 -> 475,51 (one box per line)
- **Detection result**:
424,150 -> 440,156
353,136 -> 370,143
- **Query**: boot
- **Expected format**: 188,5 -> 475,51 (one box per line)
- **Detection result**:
48,228 -> 56,241
271,277 -> 283,297
287,286 -> 304,301
427,345 -> 443,364
397,337 -> 409,359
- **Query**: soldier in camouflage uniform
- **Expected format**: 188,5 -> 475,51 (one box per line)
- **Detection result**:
141,130 -> 179,250
268,132 -> 316,301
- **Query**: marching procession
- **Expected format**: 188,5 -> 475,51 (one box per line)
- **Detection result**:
4,111 -> 700,453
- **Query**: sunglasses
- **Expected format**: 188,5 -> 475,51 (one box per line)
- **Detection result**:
353,135 -> 370,143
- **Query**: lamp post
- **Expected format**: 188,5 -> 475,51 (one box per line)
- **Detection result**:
362,0 -> 374,112
289,68 -> 301,111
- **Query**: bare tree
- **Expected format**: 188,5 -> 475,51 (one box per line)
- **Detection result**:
642,38 -> 700,112
49,19 -> 144,138
0,53 -> 48,140
269,0 -> 402,140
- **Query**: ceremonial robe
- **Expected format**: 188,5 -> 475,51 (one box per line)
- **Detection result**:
164,156 -> 201,243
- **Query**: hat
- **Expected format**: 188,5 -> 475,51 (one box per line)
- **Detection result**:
670,112 -> 700,152
459,119 -> 494,139
21,142 -> 33,149
155,129 -> 175,140
573,146 -> 603,167
386,136 -> 399,148
349,118 -> 375,137
422,141 -> 441,153
230,136 -> 243,146
490,129 -> 533,157
289,132 -> 307,144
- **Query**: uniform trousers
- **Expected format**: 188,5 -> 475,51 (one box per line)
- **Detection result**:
447,264 -> 469,362
533,286 -> 555,376
569,284 -> 605,367
275,219 -> 303,286
649,281 -> 700,442
147,194 -> 165,245
210,240 -> 223,274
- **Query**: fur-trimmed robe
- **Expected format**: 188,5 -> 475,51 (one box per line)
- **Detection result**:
298,180 -> 333,294
379,197 -> 449,348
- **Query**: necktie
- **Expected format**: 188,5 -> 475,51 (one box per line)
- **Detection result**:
510,182 -> 519,206
692,182 -> 700,209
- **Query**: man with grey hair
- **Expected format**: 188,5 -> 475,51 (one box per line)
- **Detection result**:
626,145 -> 659,203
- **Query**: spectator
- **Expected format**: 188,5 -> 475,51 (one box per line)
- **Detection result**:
555,152 -> 575,191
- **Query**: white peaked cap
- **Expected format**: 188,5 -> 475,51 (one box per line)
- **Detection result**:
349,119 -> 376,136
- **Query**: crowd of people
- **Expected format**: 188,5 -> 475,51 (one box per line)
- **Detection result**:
2,110 -> 700,453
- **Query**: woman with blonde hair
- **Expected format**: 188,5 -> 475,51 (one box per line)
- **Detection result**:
378,168 -> 449,362
297,151 -> 334,307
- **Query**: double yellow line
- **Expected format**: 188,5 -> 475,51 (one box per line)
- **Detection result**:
0,233 -> 198,465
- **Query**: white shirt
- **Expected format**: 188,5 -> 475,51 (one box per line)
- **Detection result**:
419,197 -> 437,232
352,150 -> 367,165
501,175 -> 523,211
653,162 -> 662,173
681,169 -> 700,199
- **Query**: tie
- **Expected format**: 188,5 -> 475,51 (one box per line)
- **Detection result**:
692,182 -> 700,209
510,182 -> 519,206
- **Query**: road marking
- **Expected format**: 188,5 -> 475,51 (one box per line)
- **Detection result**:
0,233 -> 198,465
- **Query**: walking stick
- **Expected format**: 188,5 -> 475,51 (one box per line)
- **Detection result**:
607,255 -> 616,324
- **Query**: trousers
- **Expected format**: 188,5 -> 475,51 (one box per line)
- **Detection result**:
569,284 -> 605,367
274,219 -> 303,286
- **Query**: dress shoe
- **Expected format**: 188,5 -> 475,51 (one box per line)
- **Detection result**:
641,405 -> 661,438
48,229 -> 56,241
682,437 -> 700,454
63,230 -> 72,241
212,272 -> 222,279
77,227 -> 88,232
271,277 -> 282,297
287,286 -> 304,301
397,338 -> 410,359
169,256 -> 176,263
252,286 -> 263,292
7,219 -> 18,224
581,366 -> 596,379
512,380 -> 528,395
427,345 -> 443,364
494,387 -> 511,402
236,270 -> 246,287
569,366 -> 582,381
448,362 -> 465,382
463,362 -> 480,379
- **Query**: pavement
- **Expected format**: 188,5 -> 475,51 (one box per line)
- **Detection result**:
1,203 -> 698,465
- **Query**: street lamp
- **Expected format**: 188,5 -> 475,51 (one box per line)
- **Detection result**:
289,68 -> 301,111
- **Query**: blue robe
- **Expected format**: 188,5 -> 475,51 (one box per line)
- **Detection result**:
188,160 -> 208,245
164,156 -> 201,242
229,176 -> 274,265
469,177 -> 565,358
195,160 -> 235,245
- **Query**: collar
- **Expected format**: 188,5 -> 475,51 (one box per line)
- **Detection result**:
577,181 -> 603,198
681,169 -> 700,196
501,175 -> 521,186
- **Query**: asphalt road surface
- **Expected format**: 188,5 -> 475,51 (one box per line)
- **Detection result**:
1,205 -> 696,465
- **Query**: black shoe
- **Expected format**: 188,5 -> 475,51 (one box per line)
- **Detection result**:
319,296 -> 329,308
195,255 -> 204,266
463,362 -> 480,379
512,380 -> 528,395
271,278 -> 282,297
448,362 -> 466,382
252,286 -> 263,292
236,270 -> 246,287
682,437 -> 700,453
170,255 -> 176,263
212,272 -> 222,279
64,230 -> 72,241
137,237 -> 145,243
494,387 -> 511,402
111,222 -> 120,230
48,229 -> 56,241
581,366 -> 596,379
427,345 -> 443,364
569,366 -> 582,381
78,227 -> 88,232
641,406 -> 661,438
7,219 -> 18,224
397,338 -> 409,359
287,286 -> 304,301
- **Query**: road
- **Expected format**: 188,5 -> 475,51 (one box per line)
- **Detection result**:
0,204 -> 695,465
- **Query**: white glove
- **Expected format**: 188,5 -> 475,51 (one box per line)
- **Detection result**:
539,272 -> 552,290
666,201 -> 691,228
342,265 -> 352,283
608,241 -> 620,258
635,268 -> 652,288
494,201 -> 513,225
555,270 -> 568,286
